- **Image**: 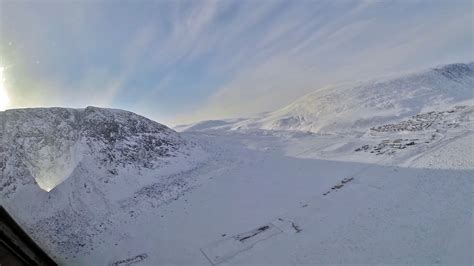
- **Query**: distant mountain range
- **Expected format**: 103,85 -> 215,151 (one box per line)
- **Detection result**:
178,62 -> 474,134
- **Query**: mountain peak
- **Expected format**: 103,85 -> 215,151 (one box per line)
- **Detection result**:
0,107 -> 193,193
432,62 -> 474,81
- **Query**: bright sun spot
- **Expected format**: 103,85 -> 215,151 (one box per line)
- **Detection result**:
0,65 -> 10,111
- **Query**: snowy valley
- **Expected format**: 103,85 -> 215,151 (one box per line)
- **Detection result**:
0,63 -> 473,265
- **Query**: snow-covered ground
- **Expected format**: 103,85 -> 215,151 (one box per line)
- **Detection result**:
67,106 -> 472,265
1,63 -> 473,265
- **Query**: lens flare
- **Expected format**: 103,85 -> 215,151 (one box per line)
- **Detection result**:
0,66 -> 10,111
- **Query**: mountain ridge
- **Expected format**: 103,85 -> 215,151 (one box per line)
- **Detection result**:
178,62 -> 474,134
0,106 -> 196,193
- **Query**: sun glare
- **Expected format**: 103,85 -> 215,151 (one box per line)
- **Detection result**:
0,66 -> 10,111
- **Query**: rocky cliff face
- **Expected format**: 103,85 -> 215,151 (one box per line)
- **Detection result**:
0,106 -> 189,193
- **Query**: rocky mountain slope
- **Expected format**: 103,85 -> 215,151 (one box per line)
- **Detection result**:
0,106 -> 206,260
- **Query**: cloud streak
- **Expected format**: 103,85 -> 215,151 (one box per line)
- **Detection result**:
0,0 -> 472,126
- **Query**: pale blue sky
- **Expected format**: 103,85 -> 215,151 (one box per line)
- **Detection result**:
0,0 -> 472,125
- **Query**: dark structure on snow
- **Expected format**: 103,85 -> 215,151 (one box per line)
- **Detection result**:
0,206 -> 56,265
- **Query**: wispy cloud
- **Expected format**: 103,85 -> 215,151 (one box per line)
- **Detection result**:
173,0 -> 474,124
1,0 -> 472,126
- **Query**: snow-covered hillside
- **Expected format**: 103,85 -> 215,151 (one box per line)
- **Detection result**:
180,63 -> 474,134
244,62 -> 474,133
0,106 -> 206,261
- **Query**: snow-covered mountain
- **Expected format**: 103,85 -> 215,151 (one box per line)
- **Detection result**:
0,106 -> 206,259
181,63 -> 474,134
1,63 -> 472,265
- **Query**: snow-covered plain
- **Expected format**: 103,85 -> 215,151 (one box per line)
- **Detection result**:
1,63 -> 473,265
